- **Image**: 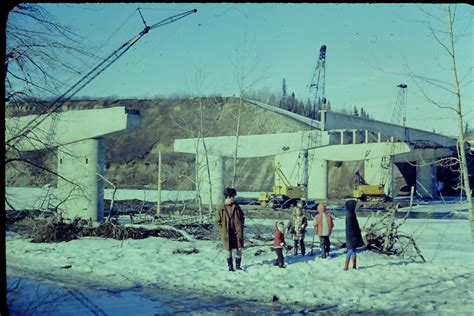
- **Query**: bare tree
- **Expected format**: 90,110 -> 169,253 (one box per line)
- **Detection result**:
193,66 -> 216,218
5,4 -> 98,145
407,5 -> 473,242
229,31 -> 268,187
5,4 -> 98,204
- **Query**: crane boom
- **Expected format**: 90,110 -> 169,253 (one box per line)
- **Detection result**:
379,84 -> 408,196
49,8 -> 197,116
307,44 -> 327,119
9,9 -> 197,148
275,163 -> 293,187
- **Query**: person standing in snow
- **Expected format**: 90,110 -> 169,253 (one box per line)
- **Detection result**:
286,203 -> 308,256
344,199 -> 364,271
273,221 -> 287,268
215,187 -> 245,271
314,202 -> 334,258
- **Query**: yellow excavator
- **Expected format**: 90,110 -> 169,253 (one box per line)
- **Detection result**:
353,171 -> 388,202
258,163 -> 304,208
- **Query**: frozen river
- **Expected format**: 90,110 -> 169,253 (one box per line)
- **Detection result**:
6,275 -> 319,315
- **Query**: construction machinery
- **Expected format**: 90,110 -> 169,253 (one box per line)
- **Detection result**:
353,84 -> 408,203
353,171 -> 388,202
306,44 -> 328,119
258,163 -> 305,208
34,8 -> 197,146
293,44 -> 328,199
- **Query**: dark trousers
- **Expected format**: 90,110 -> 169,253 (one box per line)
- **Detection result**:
319,236 -> 330,257
275,248 -> 284,266
293,240 -> 306,255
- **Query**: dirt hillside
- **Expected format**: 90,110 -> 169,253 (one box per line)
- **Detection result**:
5,97 -> 361,196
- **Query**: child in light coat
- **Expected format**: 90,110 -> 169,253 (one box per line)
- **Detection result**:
314,203 -> 334,258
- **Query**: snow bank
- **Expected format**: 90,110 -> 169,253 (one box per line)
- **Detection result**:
6,214 -> 474,313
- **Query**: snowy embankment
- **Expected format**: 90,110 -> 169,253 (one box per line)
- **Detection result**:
6,211 -> 474,314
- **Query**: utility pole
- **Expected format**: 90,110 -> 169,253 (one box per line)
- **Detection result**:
156,151 -> 162,218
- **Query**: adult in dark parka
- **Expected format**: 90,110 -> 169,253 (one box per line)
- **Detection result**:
215,187 -> 245,271
344,199 -> 364,270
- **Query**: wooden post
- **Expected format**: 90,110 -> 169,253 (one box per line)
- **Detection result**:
409,186 -> 415,211
157,151 -> 162,218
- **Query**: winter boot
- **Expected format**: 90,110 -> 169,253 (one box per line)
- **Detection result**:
321,248 -> 327,259
325,244 -> 331,258
279,258 -> 285,268
235,257 -> 242,270
300,240 -> 306,256
352,256 -> 357,269
293,240 -> 298,256
227,257 -> 234,272
343,258 -> 350,271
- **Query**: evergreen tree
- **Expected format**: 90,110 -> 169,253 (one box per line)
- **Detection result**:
353,105 -> 359,116
304,98 -> 311,117
289,92 -> 296,112
464,122 -> 472,137
280,78 -> 287,108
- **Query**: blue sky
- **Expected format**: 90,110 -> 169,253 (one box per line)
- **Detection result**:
12,3 -> 474,136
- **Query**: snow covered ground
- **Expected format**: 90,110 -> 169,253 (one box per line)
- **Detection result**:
6,203 -> 474,314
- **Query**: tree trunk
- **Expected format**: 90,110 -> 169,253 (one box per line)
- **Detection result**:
447,6 -> 474,243
156,151 -> 162,219
231,91 -> 243,188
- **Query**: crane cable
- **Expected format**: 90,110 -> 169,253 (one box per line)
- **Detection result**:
7,8 -> 197,149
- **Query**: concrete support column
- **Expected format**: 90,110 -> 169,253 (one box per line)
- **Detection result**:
57,138 -> 105,221
308,157 -> 328,200
197,154 -> 223,206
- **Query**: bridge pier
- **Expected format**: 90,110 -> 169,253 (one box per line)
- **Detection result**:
308,157 -> 328,200
57,138 -> 105,221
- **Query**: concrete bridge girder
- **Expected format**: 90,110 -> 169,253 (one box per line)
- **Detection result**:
321,110 -> 457,148
175,129 -> 412,159
174,130 -> 324,158
175,129 -> 414,204
6,107 -> 141,151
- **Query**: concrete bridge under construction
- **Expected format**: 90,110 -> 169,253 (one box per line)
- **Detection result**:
5,106 -> 142,221
174,99 -> 457,206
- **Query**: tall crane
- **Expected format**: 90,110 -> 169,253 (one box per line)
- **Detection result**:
9,8 -> 197,148
379,84 -> 408,197
296,45 -> 327,197
306,44 -> 327,119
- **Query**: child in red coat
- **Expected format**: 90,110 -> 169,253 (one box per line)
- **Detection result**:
273,221 -> 287,268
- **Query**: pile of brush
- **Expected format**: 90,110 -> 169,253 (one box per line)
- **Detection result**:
363,204 -> 426,262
